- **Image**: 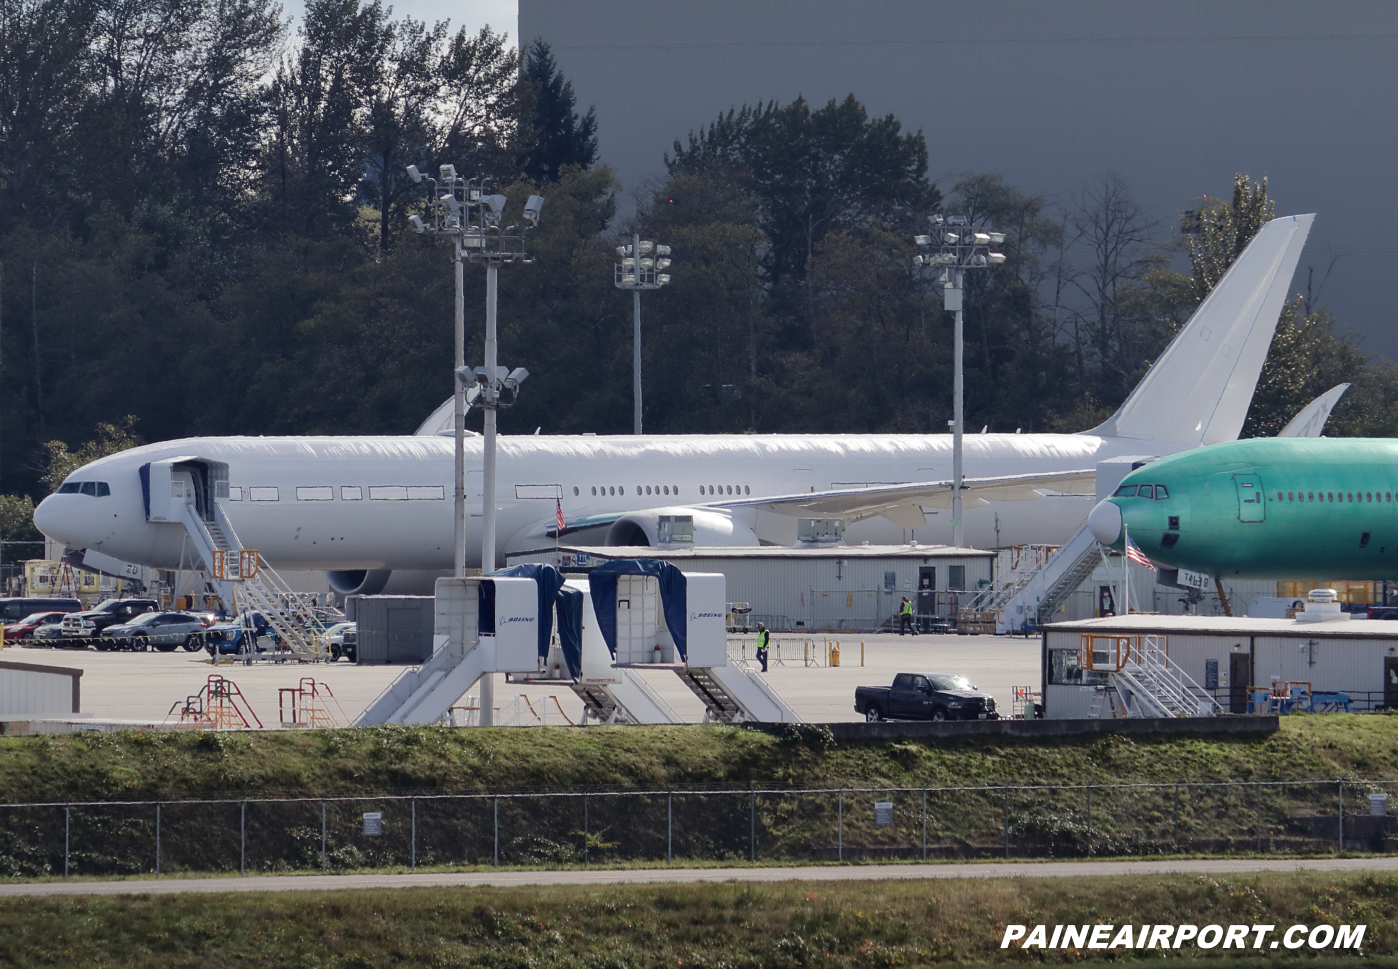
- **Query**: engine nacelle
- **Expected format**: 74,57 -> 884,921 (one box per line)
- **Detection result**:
604,507 -> 759,548
325,569 -> 447,596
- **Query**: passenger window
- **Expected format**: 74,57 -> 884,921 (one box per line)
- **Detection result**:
591,487 -> 597,496
573,487 -> 579,496
663,486 -> 669,495
340,487 -> 361,500
645,486 -> 651,495
745,486 -> 750,495
1113,485 -> 1137,497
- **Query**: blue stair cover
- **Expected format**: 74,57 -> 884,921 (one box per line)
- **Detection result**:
587,559 -> 689,662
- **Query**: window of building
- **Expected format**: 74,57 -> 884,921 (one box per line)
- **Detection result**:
296,486 -> 334,501
1048,649 -> 1109,686
249,487 -> 279,502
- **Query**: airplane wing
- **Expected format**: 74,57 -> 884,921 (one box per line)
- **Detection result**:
713,469 -> 1097,528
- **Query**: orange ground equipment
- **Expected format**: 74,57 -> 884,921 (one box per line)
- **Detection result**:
278,677 -> 348,728
166,675 -> 263,729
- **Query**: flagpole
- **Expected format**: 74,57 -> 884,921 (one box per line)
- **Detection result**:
1123,522 -> 1130,617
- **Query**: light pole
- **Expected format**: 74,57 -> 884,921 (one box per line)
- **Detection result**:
408,164 -> 541,725
613,234 -> 672,434
914,216 -> 1005,549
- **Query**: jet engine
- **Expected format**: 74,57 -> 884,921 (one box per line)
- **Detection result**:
325,569 -> 447,596
604,507 -> 759,547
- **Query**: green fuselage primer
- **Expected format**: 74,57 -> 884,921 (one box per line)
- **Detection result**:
1110,438 -> 1398,579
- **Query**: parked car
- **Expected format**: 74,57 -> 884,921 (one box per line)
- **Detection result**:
61,598 -> 161,642
30,623 -> 71,645
3,611 -> 69,641
326,622 -> 357,662
1366,607 -> 1398,620
204,613 -> 273,656
0,597 -> 81,624
854,672 -> 999,722
98,611 -> 208,652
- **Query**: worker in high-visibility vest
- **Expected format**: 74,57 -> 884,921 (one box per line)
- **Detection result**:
756,622 -> 770,672
899,597 -> 917,636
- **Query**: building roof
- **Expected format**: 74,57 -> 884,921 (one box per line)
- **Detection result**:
1046,614 -> 1398,640
510,544 -> 994,561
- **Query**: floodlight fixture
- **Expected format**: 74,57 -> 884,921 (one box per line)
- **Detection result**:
972,232 -> 991,245
406,165 -> 423,183
616,245 -> 629,256
654,245 -> 671,256
483,194 -> 507,218
914,234 -> 932,246
988,232 -> 1006,245
943,232 -> 960,243
505,366 -> 530,388
523,195 -> 545,226
657,274 -> 671,284
930,214 -> 946,226
409,215 -> 426,233
439,163 -> 457,179
988,252 -> 1007,264
948,215 -> 969,226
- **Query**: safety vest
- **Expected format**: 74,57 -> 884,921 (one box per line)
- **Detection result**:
900,599 -> 913,616
757,629 -> 769,649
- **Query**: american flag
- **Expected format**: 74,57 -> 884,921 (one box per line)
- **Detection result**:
555,499 -> 566,533
1125,535 -> 1156,571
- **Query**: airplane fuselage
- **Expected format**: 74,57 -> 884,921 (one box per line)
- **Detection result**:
1100,438 -> 1398,579
35,431 -> 1189,576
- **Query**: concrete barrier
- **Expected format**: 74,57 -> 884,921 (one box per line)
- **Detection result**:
748,715 -> 1279,742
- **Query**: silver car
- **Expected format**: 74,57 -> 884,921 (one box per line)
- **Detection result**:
99,611 -> 208,652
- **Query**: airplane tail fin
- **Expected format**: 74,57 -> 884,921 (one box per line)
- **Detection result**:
1089,213 -> 1314,446
1277,383 -> 1349,438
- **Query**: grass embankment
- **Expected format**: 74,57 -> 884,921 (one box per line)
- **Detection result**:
3,873 -> 1396,967
1,715 -> 1396,803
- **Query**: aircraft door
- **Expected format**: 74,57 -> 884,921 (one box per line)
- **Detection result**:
1233,473 -> 1266,523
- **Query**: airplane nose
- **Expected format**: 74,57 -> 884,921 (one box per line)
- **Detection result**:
1088,500 -> 1122,546
33,494 -> 75,547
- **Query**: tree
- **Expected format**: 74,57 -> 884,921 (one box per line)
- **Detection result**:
520,39 -> 596,184
668,95 -> 938,296
1184,173 -> 1274,305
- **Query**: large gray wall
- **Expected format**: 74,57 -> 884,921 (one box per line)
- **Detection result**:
521,0 -> 1398,354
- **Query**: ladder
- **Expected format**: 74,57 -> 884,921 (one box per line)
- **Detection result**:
176,498 -> 330,661
676,667 -> 745,723
1110,636 -> 1222,718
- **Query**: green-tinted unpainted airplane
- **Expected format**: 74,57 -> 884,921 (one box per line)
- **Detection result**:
1087,438 -> 1398,579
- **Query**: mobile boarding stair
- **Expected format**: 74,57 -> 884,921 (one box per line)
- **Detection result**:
354,566 -> 682,726
143,456 -> 331,660
587,560 -> 800,725
987,521 -> 1103,634
1080,633 -> 1222,719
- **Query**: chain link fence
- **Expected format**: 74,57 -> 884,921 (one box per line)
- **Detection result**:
0,780 -> 1393,878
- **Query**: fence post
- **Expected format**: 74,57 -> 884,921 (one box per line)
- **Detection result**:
494,797 -> 500,867
922,789 -> 927,861
1086,785 -> 1092,857
667,793 -> 673,864
64,805 -> 69,878
750,791 -> 756,862
583,795 -> 588,866
411,798 -> 416,871
155,803 -> 161,876
838,789 -> 843,862
1003,788 -> 1010,859
240,802 -> 246,876
1256,782 -> 1262,854
321,800 -> 327,871
1338,781 -> 1344,854
1172,783 -> 1180,852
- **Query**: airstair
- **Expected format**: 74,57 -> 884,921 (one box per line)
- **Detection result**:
173,497 -> 330,660
992,522 -> 1103,633
589,563 -> 800,724
573,673 -> 679,725
1082,634 -> 1221,719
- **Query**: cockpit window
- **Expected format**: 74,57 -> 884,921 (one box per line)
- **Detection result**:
1154,484 -> 1168,500
58,481 -> 109,496
1113,484 -> 1138,497
1137,484 -> 1154,499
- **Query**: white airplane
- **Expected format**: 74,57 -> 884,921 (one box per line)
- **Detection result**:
35,215 -> 1315,596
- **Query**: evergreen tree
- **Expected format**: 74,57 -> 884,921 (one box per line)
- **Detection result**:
520,39 -> 596,183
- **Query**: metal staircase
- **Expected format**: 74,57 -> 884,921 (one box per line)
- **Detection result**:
1109,635 -> 1221,718
672,665 -> 799,724
676,668 -> 744,723
175,498 -> 330,661
993,522 -> 1104,633
571,670 -> 681,725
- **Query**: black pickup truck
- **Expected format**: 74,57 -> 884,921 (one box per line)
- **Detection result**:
854,672 -> 998,722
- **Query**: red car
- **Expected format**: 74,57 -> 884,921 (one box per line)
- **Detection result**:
4,611 -> 68,641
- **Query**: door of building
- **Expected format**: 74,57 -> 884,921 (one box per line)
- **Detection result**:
1385,657 -> 1398,710
1230,651 -> 1251,713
